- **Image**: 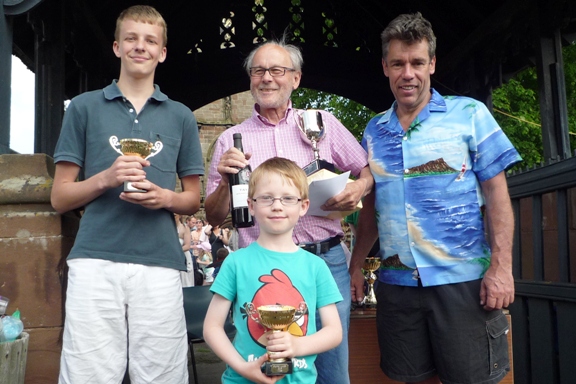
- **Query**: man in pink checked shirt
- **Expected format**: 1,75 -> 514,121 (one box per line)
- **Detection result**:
204,36 -> 373,384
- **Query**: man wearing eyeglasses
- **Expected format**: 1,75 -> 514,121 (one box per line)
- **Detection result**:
204,38 -> 373,384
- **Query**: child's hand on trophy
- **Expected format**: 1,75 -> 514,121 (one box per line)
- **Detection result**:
237,354 -> 285,384
265,330 -> 297,359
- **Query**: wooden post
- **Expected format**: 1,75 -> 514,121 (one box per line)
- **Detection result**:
0,332 -> 29,384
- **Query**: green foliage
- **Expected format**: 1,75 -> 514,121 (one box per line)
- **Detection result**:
290,88 -> 376,141
493,42 -> 576,169
492,68 -> 543,169
562,43 -> 576,151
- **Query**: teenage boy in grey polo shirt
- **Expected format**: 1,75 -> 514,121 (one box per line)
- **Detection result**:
51,6 -> 203,383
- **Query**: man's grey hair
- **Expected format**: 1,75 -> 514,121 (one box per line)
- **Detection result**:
243,37 -> 304,75
381,12 -> 436,60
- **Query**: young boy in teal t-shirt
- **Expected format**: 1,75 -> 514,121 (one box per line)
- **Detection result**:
204,157 -> 343,383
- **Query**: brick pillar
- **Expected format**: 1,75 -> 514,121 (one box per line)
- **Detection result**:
0,154 -> 78,383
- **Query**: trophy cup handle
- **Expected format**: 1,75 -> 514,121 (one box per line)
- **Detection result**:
293,302 -> 308,323
109,136 -> 124,156
244,302 -> 259,322
144,141 -> 163,160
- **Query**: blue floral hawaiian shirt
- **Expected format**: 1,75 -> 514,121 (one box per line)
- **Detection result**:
362,89 -> 522,287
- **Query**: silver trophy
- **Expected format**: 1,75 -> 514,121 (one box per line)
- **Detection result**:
297,109 -> 335,176
109,136 -> 163,192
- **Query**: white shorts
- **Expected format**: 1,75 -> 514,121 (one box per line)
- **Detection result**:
59,259 -> 189,384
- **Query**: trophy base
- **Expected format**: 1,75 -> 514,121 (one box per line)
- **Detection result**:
124,181 -> 146,193
261,359 -> 293,376
363,296 -> 378,307
303,159 -> 335,176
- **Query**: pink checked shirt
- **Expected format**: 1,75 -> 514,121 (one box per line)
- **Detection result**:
206,103 -> 369,248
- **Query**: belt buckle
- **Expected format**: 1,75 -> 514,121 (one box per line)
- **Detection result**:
299,242 -> 319,255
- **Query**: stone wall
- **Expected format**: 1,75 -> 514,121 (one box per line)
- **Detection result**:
0,154 -> 78,383
193,91 -> 253,127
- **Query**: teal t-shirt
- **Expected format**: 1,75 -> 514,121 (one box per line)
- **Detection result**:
210,242 -> 343,383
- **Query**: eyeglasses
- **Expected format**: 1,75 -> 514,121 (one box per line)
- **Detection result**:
249,66 -> 296,77
252,195 -> 302,206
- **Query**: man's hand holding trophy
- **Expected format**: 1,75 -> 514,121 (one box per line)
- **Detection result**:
109,136 -> 163,192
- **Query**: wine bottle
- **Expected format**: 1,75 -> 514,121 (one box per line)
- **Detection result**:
229,133 -> 254,228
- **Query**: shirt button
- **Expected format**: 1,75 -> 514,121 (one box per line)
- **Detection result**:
410,242 -> 415,246
135,119 -> 139,124
129,108 -> 134,113
403,136 -> 407,141
404,169 -> 409,173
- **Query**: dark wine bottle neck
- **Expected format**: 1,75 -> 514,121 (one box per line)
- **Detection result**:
233,135 -> 243,151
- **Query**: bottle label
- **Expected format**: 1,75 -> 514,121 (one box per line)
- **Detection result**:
231,184 -> 249,208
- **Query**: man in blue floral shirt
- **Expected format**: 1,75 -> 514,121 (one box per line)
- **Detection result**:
350,12 -> 521,384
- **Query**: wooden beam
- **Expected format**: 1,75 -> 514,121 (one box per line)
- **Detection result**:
0,0 -> 13,153
435,0 -> 531,80
30,0 -> 64,156
70,0 -> 117,81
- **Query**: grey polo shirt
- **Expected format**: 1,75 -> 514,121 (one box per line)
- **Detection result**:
54,81 -> 204,270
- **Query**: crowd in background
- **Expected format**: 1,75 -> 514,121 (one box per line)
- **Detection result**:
175,214 -> 234,286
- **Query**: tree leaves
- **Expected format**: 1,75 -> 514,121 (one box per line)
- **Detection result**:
493,42 -> 576,168
290,88 -> 375,142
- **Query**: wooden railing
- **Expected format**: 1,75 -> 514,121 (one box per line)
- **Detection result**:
507,156 -> 576,384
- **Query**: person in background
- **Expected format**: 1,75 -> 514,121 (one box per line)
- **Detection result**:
195,241 -> 214,284
227,227 -> 239,252
349,12 -> 522,384
50,5 -> 203,383
196,218 -> 209,243
204,37 -> 373,384
204,157 -> 343,383
208,247 -> 230,280
188,216 -> 201,249
205,223 -> 230,256
187,215 -> 202,231
176,214 -> 195,287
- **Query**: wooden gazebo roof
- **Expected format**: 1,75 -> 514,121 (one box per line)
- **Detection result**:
3,0 -> 576,156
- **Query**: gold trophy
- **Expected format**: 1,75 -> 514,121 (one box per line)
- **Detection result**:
297,109 -> 336,176
245,302 -> 307,376
363,257 -> 381,307
109,136 -> 163,192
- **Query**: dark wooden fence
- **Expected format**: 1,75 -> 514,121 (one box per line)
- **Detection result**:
507,155 -> 576,384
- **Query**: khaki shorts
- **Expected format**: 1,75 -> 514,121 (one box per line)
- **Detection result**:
376,279 -> 510,384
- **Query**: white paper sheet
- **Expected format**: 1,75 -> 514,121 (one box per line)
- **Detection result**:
306,171 -> 350,217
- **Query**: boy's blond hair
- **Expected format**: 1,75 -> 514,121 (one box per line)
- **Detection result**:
249,157 -> 309,200
115,5 -> 168,47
